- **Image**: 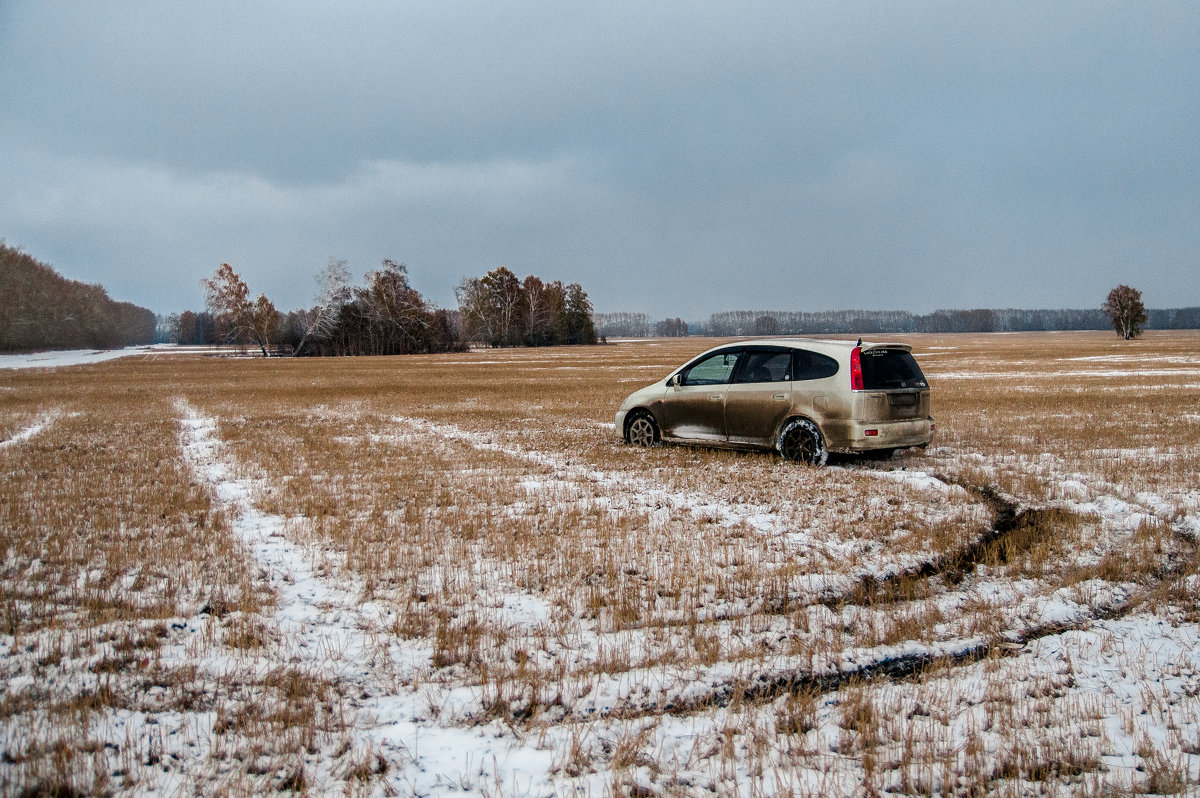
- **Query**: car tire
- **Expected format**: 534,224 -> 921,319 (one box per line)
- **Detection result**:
778,418 -> 827,466
625,411 -> 659,448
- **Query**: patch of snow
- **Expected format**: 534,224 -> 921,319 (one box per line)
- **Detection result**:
0,344 -> 266,370
934,368 -> 1200,380
0,411 -> 64,448
1065,354 -> 1200,364
0,347 -> 155,370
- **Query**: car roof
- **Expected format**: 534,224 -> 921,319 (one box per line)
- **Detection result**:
709,337 -> 913,356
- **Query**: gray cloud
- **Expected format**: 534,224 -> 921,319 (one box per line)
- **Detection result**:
2,2 -> 1197,318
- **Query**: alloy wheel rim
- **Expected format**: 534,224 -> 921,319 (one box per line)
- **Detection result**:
630,418 -> 655,447
785,429 -> 815,462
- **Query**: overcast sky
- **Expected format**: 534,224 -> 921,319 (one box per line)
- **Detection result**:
1,2 -> 1197,319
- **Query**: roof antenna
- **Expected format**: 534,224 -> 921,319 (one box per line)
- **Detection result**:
856,337 -> 862,347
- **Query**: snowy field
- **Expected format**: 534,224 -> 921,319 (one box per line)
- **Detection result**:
0,344 -> 251,371
0,346 -> 156,371
1,331 -> 1199,796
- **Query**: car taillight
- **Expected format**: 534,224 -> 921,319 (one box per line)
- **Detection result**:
850,346 -> 863,390
865,429 -> 878,436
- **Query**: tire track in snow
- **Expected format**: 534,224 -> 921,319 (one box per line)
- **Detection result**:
388,414 -> 881,619
0,411 -> 64,449
821,477 -> 1038,607
176,401 -> 560,796
928,444 -> 1200,542
389,415 -> 993,615
178,403 -> 385,682
390,415 -> 794,534
657,539 -> 1200,721
387,416 -> 1200,724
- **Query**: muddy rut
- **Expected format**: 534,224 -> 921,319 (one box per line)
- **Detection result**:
494,472 -> 1198,724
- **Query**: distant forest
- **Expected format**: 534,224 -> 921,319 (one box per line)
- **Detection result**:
1,242 -> 156,352
596,307 -> 1200,338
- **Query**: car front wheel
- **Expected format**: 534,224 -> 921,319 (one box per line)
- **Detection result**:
626,411 -> 658,447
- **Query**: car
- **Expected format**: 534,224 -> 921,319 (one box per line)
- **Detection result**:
615,338 -> 934,465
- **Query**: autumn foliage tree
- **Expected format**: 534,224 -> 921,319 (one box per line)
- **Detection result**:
1102,284 -> 1148,340
522,274 -> 564,347
355,260 -> 437,354
176,310 -> 216,345
655,317 -> 689,337
202,263 -> 280,356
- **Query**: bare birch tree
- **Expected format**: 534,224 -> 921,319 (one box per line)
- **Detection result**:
291,257 -> 352,355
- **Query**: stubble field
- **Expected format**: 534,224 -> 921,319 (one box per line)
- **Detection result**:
2,331 -> 1199,796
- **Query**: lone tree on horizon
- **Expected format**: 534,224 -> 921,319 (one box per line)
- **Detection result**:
1102,284 -> 1147,340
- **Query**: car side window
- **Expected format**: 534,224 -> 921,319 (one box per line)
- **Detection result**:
733,350 -> 791,383
792,349 -> 839,381
681,351 -> 741,385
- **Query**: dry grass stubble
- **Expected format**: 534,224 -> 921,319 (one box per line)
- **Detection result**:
2,330 -> 1198,794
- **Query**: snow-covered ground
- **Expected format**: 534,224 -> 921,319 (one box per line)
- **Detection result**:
0,411 -> 61,447
164,406 -> 1200,794
0,346 -> 155,370
177,402 -> 572,796
0,344 -> 250,370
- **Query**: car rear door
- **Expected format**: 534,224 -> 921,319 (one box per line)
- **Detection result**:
724,347 -> 793,445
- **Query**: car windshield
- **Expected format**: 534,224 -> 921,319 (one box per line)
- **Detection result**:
860,349 -> 927,389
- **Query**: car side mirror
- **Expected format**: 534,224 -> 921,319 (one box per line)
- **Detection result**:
670,373 -> 682,387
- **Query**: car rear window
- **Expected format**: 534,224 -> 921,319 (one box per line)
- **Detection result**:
860,349 -> 927,389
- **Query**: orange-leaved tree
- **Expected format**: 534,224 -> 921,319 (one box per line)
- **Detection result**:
202,263 -> 279,356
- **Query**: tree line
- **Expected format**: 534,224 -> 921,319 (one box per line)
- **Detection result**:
701,306 -> 1200,337
593,313 -> 690,338
1,242 -> 156,352
7,238 -> 1192,354
161,261 -> 597,355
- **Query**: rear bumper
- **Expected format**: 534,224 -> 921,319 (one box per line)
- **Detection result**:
614,409 -> 628,438
827,417 -> 935,451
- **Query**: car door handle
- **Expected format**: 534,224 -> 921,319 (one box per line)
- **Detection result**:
773,393 -> 787,400
709,394 -> 723,401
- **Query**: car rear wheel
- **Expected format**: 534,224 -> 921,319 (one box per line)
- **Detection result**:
779,418 -> 827,466
626,411 -> 658,447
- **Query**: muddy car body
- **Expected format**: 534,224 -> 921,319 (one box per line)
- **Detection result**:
615,338 -> 934,464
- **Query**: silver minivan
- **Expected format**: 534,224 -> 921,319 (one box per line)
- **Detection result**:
615,338 -> 934,465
